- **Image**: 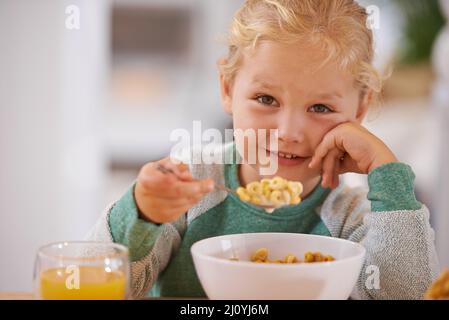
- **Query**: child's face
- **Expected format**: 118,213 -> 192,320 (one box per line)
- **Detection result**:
220,40 -> 369,182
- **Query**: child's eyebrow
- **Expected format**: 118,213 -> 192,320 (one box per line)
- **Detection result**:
250,78 -> 343,100
312,92 -> 343,100
250,78 -> 280,90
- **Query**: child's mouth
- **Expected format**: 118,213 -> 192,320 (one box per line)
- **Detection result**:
265,149 -> 309,167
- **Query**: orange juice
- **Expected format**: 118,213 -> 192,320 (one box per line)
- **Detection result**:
40,266 -> 126,300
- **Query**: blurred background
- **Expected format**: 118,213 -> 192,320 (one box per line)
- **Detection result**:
0,0 -> 448,292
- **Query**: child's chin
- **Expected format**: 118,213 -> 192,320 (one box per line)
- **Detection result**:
256,163 -> 311,180
277,156 -> 309,167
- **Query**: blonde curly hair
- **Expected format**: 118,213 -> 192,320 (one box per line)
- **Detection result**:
220,0 -> 382,103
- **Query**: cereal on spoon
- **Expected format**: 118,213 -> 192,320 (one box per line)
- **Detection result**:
236,176 -> 303,213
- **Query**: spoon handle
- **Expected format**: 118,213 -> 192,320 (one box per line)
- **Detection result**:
156,163 -> 237,195
213,183 -> 239,196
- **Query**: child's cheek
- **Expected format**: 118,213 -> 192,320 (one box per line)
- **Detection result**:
233,109 -> 275,141
308,116 -> 347,147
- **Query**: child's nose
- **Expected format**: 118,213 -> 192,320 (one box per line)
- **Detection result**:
277,114 -> 306,143
277,126 -> 306,144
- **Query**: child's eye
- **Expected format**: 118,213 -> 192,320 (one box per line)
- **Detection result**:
256,95 -> 277,107
308,104 -> 333,113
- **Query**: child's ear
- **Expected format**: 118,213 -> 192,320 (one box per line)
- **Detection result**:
355,89 -> 372,123
217,58 -> 233,115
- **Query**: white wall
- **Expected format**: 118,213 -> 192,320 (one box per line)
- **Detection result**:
0,0 -> 109,291
433,0 -> 449,268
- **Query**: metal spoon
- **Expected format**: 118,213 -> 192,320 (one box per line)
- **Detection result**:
155,163 -> 279,212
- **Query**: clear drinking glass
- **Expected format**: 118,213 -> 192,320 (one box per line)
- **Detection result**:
33,241 -> 130,300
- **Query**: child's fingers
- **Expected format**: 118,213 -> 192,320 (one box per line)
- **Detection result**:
330,151 -> 345,188
146,177 -> 214,200
320,148 -> 340,188
339,155 -> 363,174
138,158 -> 213,200
309,133 -> 336,170
138,160 -> 194,189
177,163 -> 193,180
137,162 -> 174,188
162,158 -> 193,181
173,178 -> 214,198
147,193 -> 204,210
309,128 -> 348,171
332,158 -> 341,189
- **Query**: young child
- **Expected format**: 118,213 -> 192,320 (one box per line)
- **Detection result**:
88,0 -> 440,299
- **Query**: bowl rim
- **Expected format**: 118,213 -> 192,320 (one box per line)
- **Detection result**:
190,232 -> 366,269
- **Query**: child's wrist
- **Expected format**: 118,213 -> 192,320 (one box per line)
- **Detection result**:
368,154 -> 398,173
133,184 -> 164,225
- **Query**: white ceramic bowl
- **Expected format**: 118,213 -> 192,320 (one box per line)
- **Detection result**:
191,232 -> 366,300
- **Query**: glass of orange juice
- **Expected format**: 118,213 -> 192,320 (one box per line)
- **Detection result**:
33,241 -> 130,300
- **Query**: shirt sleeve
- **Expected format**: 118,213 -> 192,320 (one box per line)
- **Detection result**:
86,183 -> 187,298
319,163 -> 440,299
367,162 -> 422,212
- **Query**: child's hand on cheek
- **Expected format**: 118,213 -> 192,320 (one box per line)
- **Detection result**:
308,122 -> 398,189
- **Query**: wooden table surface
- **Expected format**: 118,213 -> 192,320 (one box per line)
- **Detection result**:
0,292 -> 206,300
0,292 -> 34,300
